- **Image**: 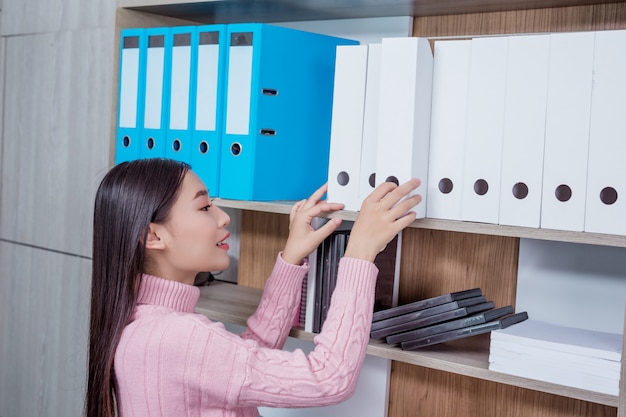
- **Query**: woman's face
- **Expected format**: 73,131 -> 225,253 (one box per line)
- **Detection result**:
152,171 -> 231,284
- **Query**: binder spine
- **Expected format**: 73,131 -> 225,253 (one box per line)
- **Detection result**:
141,28 -> 170,160
115,28 -> 147,164
190,25 -> 226,197
165,26 -> 196,164
220,25 -> 256,200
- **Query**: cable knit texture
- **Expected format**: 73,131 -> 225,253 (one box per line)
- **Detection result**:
114,253 -> 378,417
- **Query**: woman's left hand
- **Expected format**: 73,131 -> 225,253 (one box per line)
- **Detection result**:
282,183 -> 345,265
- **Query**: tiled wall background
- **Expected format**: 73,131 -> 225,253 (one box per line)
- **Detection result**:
0,1 -> 116,415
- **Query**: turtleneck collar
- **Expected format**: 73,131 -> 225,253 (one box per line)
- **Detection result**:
137,274 -> 200,314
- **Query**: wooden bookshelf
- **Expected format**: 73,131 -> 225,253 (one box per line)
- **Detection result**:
119,0 -> 626,25
114,2 -> 626,416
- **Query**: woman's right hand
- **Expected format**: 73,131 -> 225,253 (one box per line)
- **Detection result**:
344,179 -> 422,262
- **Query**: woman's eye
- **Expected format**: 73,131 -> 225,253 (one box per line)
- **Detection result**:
201,199 -> 215,211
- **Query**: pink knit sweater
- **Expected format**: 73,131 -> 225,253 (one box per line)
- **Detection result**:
114,253 -> 378,417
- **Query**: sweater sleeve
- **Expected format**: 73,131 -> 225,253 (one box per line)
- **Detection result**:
237,256 -> 378,408
114,257 -> 378,415
239,253 -> 308,349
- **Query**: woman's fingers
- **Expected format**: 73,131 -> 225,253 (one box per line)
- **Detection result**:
303,182 -> 329,208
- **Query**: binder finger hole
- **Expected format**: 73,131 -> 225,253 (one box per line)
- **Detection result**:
262,88 -> 278,96
199,141 -> 209,154
368,173 -> 376,188
385,176 -> 399,186
337,171 -> 350,186
438,178 -> 453,194
172,139 -> 181,152
147,137 -> 155,150
231,32 -> 253,46
555,184 -> 572,202
600,187 -> 618,205
231,142 -> 242,156
473,179 -> 489,196
122,136 -> 131,148
512,182 -> 529,200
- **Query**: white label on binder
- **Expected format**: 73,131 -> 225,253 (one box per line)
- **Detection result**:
144,44 -> 165,129
196,43 -> 221,131
119,47 -> 139,128
225,45 -> 253,135
169,43 -> 191,130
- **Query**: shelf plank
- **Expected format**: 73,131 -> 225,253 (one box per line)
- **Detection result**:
195,281 -> 261,327
195,281 -> 619,407
119,0 -> 626,24
214,198 -> 626,248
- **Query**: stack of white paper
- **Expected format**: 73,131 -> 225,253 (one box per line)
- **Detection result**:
489,319 -> 622,395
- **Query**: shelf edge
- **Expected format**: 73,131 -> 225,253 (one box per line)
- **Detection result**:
214,198 -> 626,248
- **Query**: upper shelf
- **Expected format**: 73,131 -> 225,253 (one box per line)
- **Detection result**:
118,0 -> 625,23
214,198 -> 626,248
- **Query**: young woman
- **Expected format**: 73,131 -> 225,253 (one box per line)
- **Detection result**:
86,158 -> 421,417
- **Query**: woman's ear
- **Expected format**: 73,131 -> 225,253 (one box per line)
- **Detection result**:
145,223 -> 167,251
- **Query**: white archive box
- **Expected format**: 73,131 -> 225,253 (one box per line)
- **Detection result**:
461,36 -> 508,224
426,39 -> 471,221
498,34 -> 550,228
327,44 -> 368,211
585,29 -> 626,236
540,31 -> 594,231
358,43 -> 382,205
376,36 -> 433,218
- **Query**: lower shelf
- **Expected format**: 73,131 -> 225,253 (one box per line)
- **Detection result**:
195,281 -> 619,408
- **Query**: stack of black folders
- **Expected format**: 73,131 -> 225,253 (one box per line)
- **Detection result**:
370,288 -> 528,350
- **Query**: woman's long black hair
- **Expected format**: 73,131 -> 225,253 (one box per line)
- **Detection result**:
85,158 -> 189,417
